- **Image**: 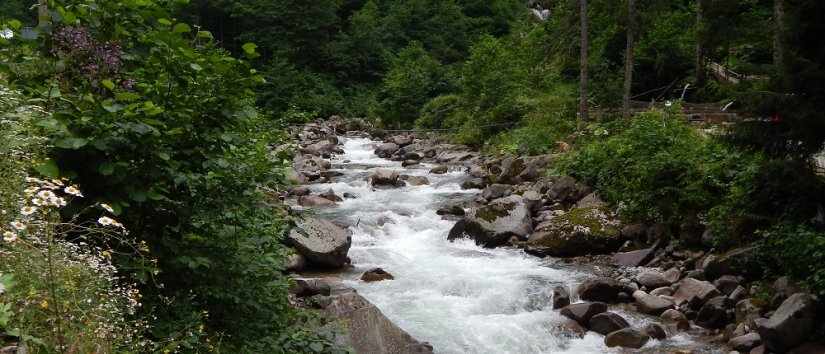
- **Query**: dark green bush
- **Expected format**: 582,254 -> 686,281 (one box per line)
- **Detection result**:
759,223 -> 825,296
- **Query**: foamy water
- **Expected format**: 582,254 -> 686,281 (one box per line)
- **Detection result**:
308,137 -> 713,354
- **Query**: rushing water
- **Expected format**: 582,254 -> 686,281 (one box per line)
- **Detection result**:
308,137 -> 711,354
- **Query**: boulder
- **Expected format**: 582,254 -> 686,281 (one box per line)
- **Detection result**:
703,246 -> 760,280
390,135 -> 414,147
578,278 -> 628,303
729,333 -> 762,352
660,309 -> 691,331
289,186 -> 311,196
517,155 -> 553,182
285,251 -> 307,272
560,302 -> 608,326
633,290 -> 675,315
299,195 -> 337,207
588,312 -> 630,335
650,287 -> 674,297
604,328 -> 650,349
663,268 -> 682,284
636,271 -> 671,289
673,278 -> 721,309
289,277 -> 332,297
574,192 -> 607,209
643,323 -> 667,340
714,275 -> 743,296
546,176 -> 591,205
404,176 -> 430,186
735,298 -> 764,328
401,160 -> 420,167
436,205 -> 465,217
323,288 -> 433,354
482,184 -> 512,201
553,285 -> 571,309
320,188 -> 343,202
361,268 -> 395,282
460,178 -> 485,190
302,141 -> 337,156
495,157 -> 525,184
757,293 -> 818,353
525,207 -> 623,257
375,143 -> 400,158
789,342 -> 825,354
695,296 -> 733,329
613,248 -> 655,267
287,217 -> 352,268
447,195 -> 533,248
552,318 -> 587,339
370,169 -> 401,187
429,165 -> 449,174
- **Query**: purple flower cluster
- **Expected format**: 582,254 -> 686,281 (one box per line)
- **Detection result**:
52,26 -> 125,83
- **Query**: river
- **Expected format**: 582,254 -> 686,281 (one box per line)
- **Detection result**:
307,136 -> 715,354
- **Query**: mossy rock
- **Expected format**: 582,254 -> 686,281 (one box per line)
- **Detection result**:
525,206 -> 624,257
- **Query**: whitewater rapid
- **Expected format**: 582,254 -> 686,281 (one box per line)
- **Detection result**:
307,137 -> 710,354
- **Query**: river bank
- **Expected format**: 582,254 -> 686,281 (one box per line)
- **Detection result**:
282,118 -> 822,354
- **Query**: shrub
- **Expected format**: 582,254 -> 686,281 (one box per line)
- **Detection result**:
758,223 -> 825,296
487,93 -> 577,155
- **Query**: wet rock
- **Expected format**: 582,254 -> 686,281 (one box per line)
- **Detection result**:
588,312 -> 630,335
757,293 -> 818,353
634,290 -> 676,315
696,296 -> 733,329
375,143 -> 400,158
525,206 -> 623,258
361,268 -> 395,282
343,192 -> 357,199
661,309 -> 691,331
390,135 -> 414,147
517,155 -> 553,182
560,302 -> 608,326
636,271 -> 671,289
663,268 -> 682,284
643,323 -> 667,340
287,217 -> 352,268
320,188 -> 343,202
735,299 -> 764,328
704,246 -> 759,281
495,157 -> 526,185
651,287 -> 674,297
285,251 -> 307,272
604,328 -> 650,349
447,195 -> 533,248
613,248 -> 656,267
402,160 -> 420,167
553,285 -> 571,309
370,169 -> 401,187
289,186 -> 311,196
460,178 -> 485,190
714,275 -> 743,296
578,278 -> 627,303
436,205 -> 465,216
299,195 -> 337,207
403,152 -> 421,161
482,184 -> 512,201
553,318 -> 587,339
429,165 -> 449,174
404,176 -> 430,186
772,276 -> 802,306
673,278 -> 721,309
729,333 -> 762,352
302,140 -> 338,156
729,285 -> 747,303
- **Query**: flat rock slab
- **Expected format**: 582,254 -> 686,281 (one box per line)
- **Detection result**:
288,217 -> 352,268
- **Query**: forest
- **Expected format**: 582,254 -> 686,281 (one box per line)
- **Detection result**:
1,0 -> 825,353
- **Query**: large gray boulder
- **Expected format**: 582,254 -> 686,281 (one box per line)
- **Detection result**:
613,247 -> 656,267
525,207 -> 623,257
482,184 -> 512,201
633,290 -> 675,315
288,217 -> 352,268
578,278 -> 628,303
703,246 -> 760,280
588,312 -> 630,335
370,169 -> 402,187
757,293 -> 818,352
375,143 -> 400,158
546,176 -> 591,205
560,302 -> 608,326
604,328 -> 650,349
447,195 -> 533,248
695,296 -> 733,329
298,195 -> 337,207
672,278 -> 721,309
729,333 -> 762,352
636,271 -> 672,289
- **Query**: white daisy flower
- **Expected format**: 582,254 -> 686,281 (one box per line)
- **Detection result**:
98,217 -> 115,226
20,206 -> 37,215
31,198 -> 46,206
64,185 -> 83,197
0,28 -> 13,40
24,187 -> 39,195
36,190 -> 56,200
665,100 -> 673,107
3,231 -> 17,242
10,221 -> 26,231
100,203 -> 115,213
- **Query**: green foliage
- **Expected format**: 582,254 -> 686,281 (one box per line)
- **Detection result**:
759,223 -> 825,296
487,93 -> 577,155
561,105 -> 756,224
372,41 -> 450,128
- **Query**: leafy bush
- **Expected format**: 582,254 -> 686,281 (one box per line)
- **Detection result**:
487,92 -> 577,155
759,223 -> 825,296
561,105 -> 755,224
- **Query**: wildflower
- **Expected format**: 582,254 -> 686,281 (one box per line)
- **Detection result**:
100,203 -> 115,213
40,300 -> 48,309
98,216 -> 115,226
25,177 -> 43,184
31,198 -> 46,206
36,190 -> 56,200
0,28 -> 12,40
51,179 -> 65,186
48,196 -> 67,207
64,185 -> 83,197
10,221 -> 25,231
24,187 -> 39,195
665,100 -> 673,107
3,231 -> 16,242
20,206 -> 37,216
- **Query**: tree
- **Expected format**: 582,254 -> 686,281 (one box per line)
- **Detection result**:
773,0 -> 785,86
695,0 -> 707,86
623,0 -> 635,119
579,0 -> 589,122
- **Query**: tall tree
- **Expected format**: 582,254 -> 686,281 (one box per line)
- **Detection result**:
773,0 -> 786,87
579,0 -> 589,122
623,0 -> 635,119
695,0 -> 707,87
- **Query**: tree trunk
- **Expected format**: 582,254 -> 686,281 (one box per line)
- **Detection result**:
579,0 -> 589,122
38,0 -> 50,28
695,0 -> 706,87
623,0 -> 636,119
773,0 -> 786,87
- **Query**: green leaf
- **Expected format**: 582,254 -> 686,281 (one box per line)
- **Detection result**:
196,30 -> 213,39
8,20 -> 22,30
242,42 -> 257,54
98,163 -> 115,176
157,152 -> 170,161
172,23 -> 191,34
34,160 -> 60,178
115,92 -> 141,102
54,137 -> 88,149
102,100 -> 125,112
189,63 -> 202,71
157,18 -> 172,26
101,79 -> 115,90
